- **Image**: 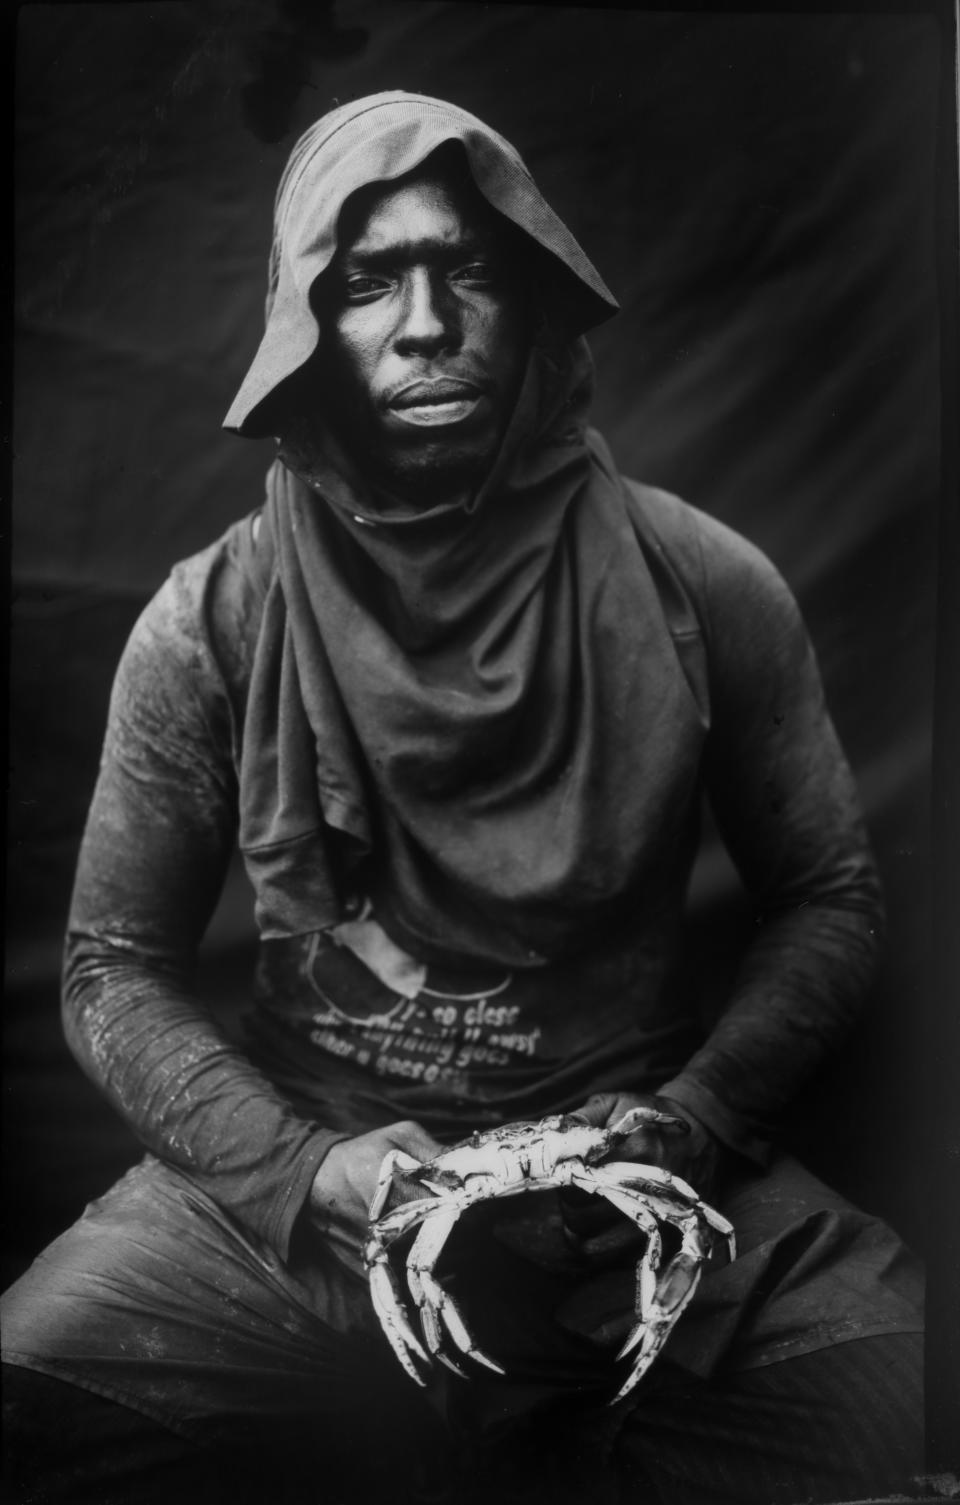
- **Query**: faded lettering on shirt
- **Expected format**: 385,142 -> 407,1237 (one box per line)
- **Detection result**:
299,902 -> 542,1093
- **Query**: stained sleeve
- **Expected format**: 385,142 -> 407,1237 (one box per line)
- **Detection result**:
659,519 -> 885,1164
61,556 -> 347,1258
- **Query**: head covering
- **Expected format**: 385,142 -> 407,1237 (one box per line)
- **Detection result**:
223,90 -> 618,435
232,93 -> 707,967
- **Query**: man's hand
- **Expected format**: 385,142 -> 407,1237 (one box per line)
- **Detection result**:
308,1120 -> 443,1273
572,1091 -> 721,1193
561,1091 -> 724,1262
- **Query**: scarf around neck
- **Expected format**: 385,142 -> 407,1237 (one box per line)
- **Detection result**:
229,93 -> 706,966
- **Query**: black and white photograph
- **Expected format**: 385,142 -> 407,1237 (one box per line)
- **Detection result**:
6,3 -> 959,1500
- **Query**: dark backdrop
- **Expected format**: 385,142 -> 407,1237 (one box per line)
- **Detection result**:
7,1 -> 944,1289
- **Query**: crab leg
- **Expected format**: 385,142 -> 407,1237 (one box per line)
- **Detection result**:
606,1106 -> 689,1137
629,1189 -> 736,1267
563,1165 -> 664,1316
368,1149 -> 427,1221
597,1162 -> 737,1262
367,1259 -> 431,1385
364,1195 -> 448,1383
624,1186 -> 736,1265
563,1163 -> 665,1253
405,1208 -> 470,1378
419,1268 -> 506,1375
364,1190 -> 449,1255
407,1208 -> 464,1354
407,1202 -> 506,1376
612,1214 -> 710,1403
611,1299 -> 697,1405
596,1159 -> 701,1205
562,1163 -> 723,1404
617,1212 -> 706,1349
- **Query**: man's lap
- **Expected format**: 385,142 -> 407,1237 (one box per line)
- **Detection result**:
1,1156 -> 437,1449
1,1150 -> 924,1475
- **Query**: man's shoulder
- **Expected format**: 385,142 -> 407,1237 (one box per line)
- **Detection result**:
128,512 -> 264,692
155,510 -> 263,619
617,477 -> 809,675
163,511 -> 262,609
620,476 -> 792,608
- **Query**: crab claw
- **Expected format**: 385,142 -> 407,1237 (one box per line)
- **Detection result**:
612,1260 -> 707,1401
611,1312 -> 681,1403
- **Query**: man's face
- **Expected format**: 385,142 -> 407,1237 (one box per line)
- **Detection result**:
316,164 -> 531,504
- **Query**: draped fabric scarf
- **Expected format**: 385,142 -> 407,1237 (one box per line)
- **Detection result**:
230,93 -> 706,967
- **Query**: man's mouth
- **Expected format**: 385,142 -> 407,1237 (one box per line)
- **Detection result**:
387,378 -> 485,428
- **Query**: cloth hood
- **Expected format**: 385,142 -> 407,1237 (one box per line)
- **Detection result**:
223,90 -> 619,435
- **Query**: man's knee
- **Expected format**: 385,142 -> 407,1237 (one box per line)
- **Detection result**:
617,1333 -> 924,1505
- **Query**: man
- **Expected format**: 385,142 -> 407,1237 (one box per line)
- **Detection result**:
2,92 -> 924,1504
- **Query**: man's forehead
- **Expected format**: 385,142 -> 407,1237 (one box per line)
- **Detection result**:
337,168 -> 503,260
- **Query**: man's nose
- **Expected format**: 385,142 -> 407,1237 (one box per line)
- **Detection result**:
394,270 -> 458,355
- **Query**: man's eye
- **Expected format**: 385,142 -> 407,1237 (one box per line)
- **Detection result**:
344,274 -> 389,301
454,262 -> 496,286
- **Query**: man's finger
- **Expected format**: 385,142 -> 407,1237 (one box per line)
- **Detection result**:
568,1092 -> 623,1128
384,1120 -> 445,1160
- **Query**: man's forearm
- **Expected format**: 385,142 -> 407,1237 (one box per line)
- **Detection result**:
661,897 -> 880,1164
63,932 -> 344,1259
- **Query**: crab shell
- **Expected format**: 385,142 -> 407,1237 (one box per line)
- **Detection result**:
401,1108 -> 682,1197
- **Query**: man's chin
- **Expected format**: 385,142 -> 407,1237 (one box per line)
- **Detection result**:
375,438 -> 499,508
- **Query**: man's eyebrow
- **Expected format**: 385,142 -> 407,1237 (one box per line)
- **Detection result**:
340,232 -> 498,269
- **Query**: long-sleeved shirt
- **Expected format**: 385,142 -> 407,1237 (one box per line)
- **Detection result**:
62,479 -> 883,1261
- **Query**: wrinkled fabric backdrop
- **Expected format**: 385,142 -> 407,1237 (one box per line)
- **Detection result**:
7,1 -> 943,1288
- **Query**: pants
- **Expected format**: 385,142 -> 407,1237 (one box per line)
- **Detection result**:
2,1155 -> 925,1503
2,1334 -> 924,1505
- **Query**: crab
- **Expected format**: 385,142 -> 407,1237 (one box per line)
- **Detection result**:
363,1107 -> 735,1403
